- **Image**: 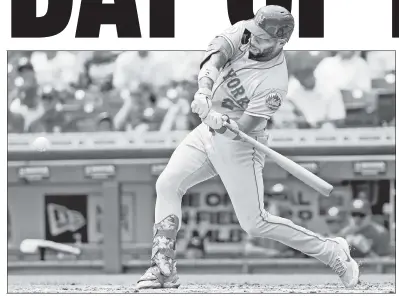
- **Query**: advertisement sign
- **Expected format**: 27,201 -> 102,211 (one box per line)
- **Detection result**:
87,194 -> 134,243
176,181 -> 343,254
45,195 -> 88,243
176,184 -> 244,253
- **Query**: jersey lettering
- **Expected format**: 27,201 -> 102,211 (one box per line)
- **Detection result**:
220,68 -> 249,110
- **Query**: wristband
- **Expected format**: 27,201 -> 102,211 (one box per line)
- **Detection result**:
198,65 -> 219,84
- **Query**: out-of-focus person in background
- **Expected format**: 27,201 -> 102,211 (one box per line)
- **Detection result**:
268,99 -> 304,129
9,86 -> 45,133
8,58 -> 48,133
30,51 -> 85,91
113,51 -> 203,92
365,51 -> 396,79
287,66 -> 346,129
85,51 -> 118,92
158,82 -> 191,132
30,86 -> 66,133
113,84 -> 157,132
8,109 -> 25,133
314,51 -> 372,92
325,207 -> 349,237
96,112 -> 114,132
339,198 -> 391,258
15,57 -> 38,91
185,230 -> 206,259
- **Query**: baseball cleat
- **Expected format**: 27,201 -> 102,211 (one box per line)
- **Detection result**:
137,215 -> 180,290
330,237 -> 360,288
136,265 -> 180,290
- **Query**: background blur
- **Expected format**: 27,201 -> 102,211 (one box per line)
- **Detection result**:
7,50 -> 395,275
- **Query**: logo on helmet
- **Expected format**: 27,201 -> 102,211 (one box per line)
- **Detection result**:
255,14 -> 267,27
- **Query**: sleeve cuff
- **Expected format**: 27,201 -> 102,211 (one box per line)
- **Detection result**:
219,35 -> 235,57
244,111 -> 270,119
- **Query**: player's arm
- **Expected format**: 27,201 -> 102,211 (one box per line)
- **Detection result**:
192,23 -> 245,119
198,22 -> 244,92
198,50 -> 229,93
192,37 -> 234,119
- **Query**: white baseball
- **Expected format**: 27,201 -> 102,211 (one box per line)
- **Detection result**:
32,136 -> 50,152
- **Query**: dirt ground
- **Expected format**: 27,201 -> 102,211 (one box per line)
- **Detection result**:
8,273 -> 395,293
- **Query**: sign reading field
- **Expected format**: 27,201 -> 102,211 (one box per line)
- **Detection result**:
175,182 -> 329,254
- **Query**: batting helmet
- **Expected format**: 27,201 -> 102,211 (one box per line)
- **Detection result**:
246,5 -> 295,41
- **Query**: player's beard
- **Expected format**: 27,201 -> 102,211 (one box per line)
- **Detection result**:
248,45 -> 276,61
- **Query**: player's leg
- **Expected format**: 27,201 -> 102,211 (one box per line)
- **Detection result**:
209,134 -> 359,288
137,124 -> 217,289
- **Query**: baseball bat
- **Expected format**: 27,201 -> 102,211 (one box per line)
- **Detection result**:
223,122 -> 333,196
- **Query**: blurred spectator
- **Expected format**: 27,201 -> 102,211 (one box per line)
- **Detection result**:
31,51 -> 84,91
7,50 -> 395,133
85,51 -> 118,91
285,51 -> 331,78
325,207 -> 349,236
16,58 -> 38,91
113,85 -> 156,132
185,230 -> 206,259
158,83 -> 191,131
33,86 -> 66,133
113,51 -> 167,90
97,112 -> 114,132
9,85 -> 45,133
366,51 -> 395,79
8,109 -> 24,133
314,51 -> 372,92
287,67 -> 346,129
113,51 -> 203,91
339,198 -> 391,258
269,100 -> 300,129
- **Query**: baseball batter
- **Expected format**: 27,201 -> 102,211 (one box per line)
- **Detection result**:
137,5 -> 359,290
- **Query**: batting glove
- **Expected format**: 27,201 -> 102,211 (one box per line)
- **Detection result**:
203,112 -> 240,140
219,115 -> 240,140
191,88 -> 212,119
202,110 -> 224,130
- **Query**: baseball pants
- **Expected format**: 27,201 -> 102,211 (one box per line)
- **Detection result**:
155,123 -> 339,265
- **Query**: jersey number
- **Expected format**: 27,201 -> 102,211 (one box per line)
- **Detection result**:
222,97 -> 249,110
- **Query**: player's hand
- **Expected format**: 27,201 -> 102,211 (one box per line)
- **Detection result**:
202,110 -> 225,130
191,88 -> 212,119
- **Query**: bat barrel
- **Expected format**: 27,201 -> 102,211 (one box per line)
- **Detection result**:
223,122 -> 334,197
